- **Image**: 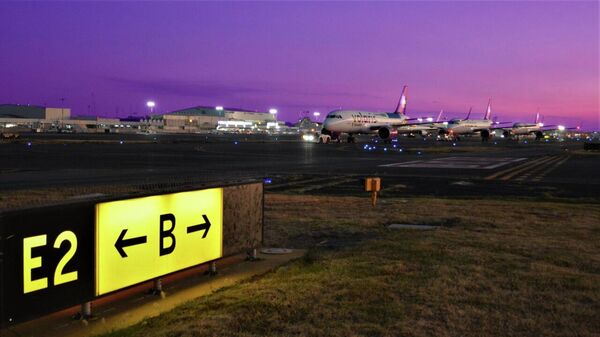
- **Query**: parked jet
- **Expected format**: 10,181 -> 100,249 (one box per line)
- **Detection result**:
499,111 -> 574,140
501,112 -> 546,139
320,86 -> 433,143
400,109 -> 447,137
441,99 -> 494,141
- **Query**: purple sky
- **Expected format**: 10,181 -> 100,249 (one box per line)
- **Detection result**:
1,1 -> 598,129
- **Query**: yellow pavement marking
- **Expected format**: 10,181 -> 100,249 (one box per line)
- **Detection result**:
514,156 -> 564,181
484,156 -> 552,181
532,155 -> 571,182
499,155 -> 561,181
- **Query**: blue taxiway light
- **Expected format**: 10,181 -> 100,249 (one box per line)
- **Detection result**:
263,178 -> 272,184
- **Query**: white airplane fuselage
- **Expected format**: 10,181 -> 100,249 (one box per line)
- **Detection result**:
511,123 -> 542,135
322,110 -> 408,135
445,119 -> 492,135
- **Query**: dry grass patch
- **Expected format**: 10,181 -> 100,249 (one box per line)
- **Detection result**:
100,194 -> 599,337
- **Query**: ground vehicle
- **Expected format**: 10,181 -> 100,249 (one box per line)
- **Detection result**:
0,132 -> 20,140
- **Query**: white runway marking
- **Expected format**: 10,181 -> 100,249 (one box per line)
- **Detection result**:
380,157 -> 527,169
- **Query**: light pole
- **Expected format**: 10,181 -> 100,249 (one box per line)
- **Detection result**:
146,101 -> 156,114
59,97 -> 65,131
269,108 -> 278,121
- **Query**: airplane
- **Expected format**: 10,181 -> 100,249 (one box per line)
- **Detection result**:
440,99 -> 494,141
498,111 -> 567,140
320,85 -> 434,143
399,109 -> 447,137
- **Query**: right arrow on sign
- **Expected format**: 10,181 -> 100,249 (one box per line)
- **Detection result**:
115,229 -> 147,258
187,214 -> 211,238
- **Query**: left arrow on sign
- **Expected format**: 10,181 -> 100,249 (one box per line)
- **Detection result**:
115,229 -> 147,258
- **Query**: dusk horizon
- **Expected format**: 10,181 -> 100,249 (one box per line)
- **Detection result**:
1,1 -> 598,129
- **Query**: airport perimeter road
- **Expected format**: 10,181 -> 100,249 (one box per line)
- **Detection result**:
0,133 -> 598,201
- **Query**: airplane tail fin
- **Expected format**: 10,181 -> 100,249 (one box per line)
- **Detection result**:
436,109 -> 444,122
534,109 -> 540,124
394,85 -> 408,115
465,107 -> 472,120
484,98 -> 492,120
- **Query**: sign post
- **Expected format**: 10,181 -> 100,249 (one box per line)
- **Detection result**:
364,177 -> 381,206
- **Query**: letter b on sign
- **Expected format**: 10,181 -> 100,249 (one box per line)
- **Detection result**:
160,213 -> 176,256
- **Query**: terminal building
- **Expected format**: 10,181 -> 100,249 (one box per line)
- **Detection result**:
0,104 -> 71,120
0,104 -> 73,132
1,103 -> 305,135
146,106 -> 277,133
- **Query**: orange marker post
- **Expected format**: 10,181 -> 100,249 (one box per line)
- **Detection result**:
364,177 -> 381,206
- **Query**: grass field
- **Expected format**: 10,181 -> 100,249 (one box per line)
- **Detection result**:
98,194 -> 600,337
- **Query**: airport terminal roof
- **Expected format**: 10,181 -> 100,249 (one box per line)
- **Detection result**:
0,104 -> 46,118
157,106 -> 266,118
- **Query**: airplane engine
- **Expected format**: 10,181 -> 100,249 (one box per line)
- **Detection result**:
534,131 -> 543,140
378,127 -> 397,140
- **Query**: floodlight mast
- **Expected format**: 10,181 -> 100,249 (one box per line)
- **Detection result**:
146,101 -> 156,114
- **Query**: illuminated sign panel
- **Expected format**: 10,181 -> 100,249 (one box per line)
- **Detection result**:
95,188 -> 223,295
0,204 -> 95,325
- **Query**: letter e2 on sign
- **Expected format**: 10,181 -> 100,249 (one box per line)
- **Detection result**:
0,203 -> 95,326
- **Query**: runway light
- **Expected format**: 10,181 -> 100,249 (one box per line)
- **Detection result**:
119,140 -> 124,144
452,143 -> 456,146
399,149 -> 403,152
417,151 -> 422,155
27,142 -> 32,147
234,141 -> 238,145
384,148 -> 388,151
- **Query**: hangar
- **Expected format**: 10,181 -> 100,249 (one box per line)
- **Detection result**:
0,104 -> 71,120
147,106 -> 276,133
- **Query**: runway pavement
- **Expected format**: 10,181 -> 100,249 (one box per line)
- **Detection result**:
1,133 -> 598,203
